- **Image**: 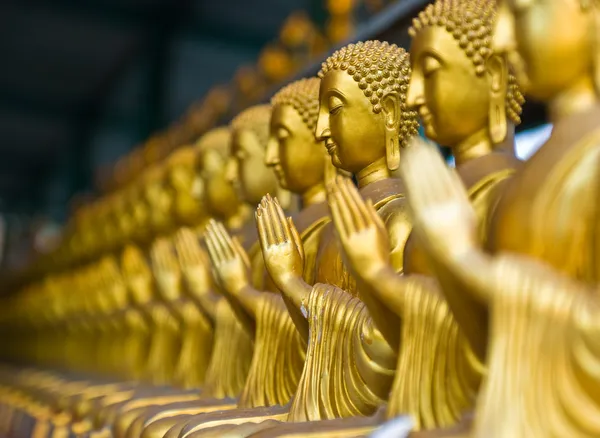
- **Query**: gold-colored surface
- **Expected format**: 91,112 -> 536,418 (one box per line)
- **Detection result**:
1,1 -> 599,437
395,0 -> 600,435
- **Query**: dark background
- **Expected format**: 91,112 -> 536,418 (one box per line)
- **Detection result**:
0,0 -> 547,270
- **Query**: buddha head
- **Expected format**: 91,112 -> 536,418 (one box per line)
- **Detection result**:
408,0 -> 524,148
166,146 -> 205,226
96,196 -> 119,253
111,188 -> 135,245
141,164 -> 175,234
195,127 -> 241,220
228,105 -> 280,205
268,78 -> 328,200
129,182 -> 151,242
316,41 -> 419,175
493,0 -> 599,104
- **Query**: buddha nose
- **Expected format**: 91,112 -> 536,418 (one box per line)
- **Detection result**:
406,72 -> 424,111
315,112 -> 330,141
265,137 -> 278,167
225,159 -> 237,183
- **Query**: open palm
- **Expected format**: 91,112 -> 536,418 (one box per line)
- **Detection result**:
328,176 -> 391,281
400,137 -> 478,259
255,194 -> 304,291
204,219 -> 250,295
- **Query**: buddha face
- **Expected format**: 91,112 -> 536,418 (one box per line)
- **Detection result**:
266,104 -> 325,194
168,163 -> 204,224
316,70 -> 387,174
227,128 -> 278,204
199,149 -> 240,219
494,0 -> 594,101
408,26 -> 491,146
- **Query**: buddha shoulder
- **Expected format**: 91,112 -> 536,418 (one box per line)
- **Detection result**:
491,126 -> 600,280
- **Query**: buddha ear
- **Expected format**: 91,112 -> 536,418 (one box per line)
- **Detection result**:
487,54 -> 508,145
381,93 -> 401,171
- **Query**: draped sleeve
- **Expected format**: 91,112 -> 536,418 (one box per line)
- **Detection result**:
202,300 -> 253,400
386,275 -> 482,431
473,254 -> 600,437
238,294 -> 305,409
287,284 -> 396,422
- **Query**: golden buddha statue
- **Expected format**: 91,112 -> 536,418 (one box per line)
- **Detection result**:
104,123 -> 270,438
139,79 -> 336,438
173,42 -> 417,438
166,147 -> 207,228
266,2 -> 525,435
395,0 -> 600,435
117,245 -> 154,382
110,105 -> 294,438
259,40 -> 417,423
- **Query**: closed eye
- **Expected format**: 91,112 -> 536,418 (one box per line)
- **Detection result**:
329,105 -> 342,115
328,95 -> 343,115
423,55 -> 442,78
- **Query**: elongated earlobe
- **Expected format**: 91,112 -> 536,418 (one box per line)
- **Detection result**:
381,94 -> 401,170
487,54 -> 508,145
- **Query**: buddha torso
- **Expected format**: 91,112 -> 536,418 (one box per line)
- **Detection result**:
385,152 -> 520,430
315,178 -> 410,288
472,106 -> 600,436
289,178 -> 408,422
406,151 -> 521,276
490,106 -> 600,284
238,201 -> 333,410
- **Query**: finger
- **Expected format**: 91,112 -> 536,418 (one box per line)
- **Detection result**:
256,208 -> 270,251
343,177 -> 371,227
187,230 -> 203,264
337,176 -> 364,231
204,231 -> 220,266
215,221 -> 236,260
260,198 -> 277,246
207,222 -> 227,264
174,232 -> 189,265
331,181 -> 355,234
365,199 -> 386,232
288,217 -> 305,263
273,197 -> 292,243
266,194 -> 285,244
328,190 -> 348,239
232,237 -> 250,270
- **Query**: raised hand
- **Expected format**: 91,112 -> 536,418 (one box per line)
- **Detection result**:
150,237 -> 182,302
204,219 -> 250,297
122,245 -> 154,306
328,176 -> 391,282
174,228 -> 212,298
400,137 -> 478,259
256,194 -> 304,291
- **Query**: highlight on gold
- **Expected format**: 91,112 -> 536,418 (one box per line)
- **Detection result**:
0,0 -> 597,437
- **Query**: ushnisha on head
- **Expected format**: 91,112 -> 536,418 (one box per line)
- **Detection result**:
228,104 -> 280,205
267,77 -> 329,196
316,40 -> 419,174
408,0 -> 524,147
